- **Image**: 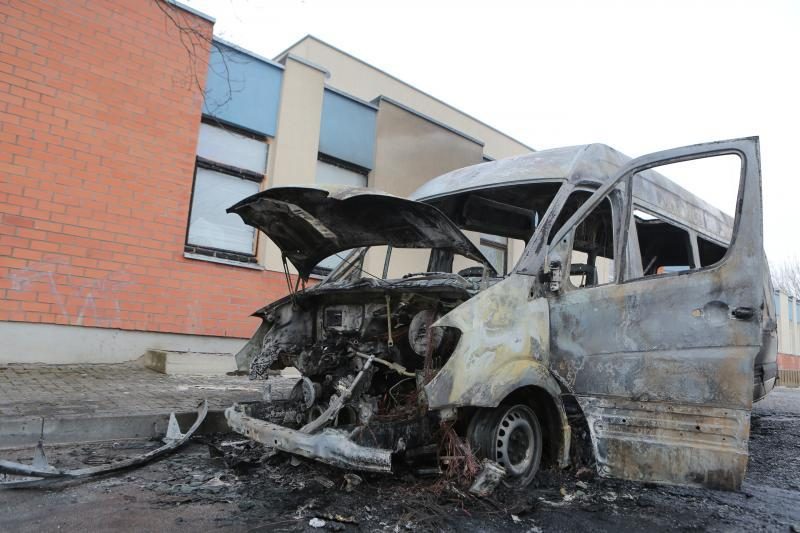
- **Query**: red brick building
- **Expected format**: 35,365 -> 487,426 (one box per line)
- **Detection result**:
0,1 -> 532,364
0,1 -> 290,361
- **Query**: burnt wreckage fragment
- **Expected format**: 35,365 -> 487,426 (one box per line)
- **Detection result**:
226,276 -> 470,473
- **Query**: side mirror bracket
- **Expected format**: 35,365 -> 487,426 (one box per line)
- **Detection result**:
548,260 -> 563,293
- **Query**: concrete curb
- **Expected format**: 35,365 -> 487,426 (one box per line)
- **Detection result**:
0,410 -> 230,450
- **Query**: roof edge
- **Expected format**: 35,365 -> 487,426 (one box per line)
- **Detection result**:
281,53 -> 330,77
273,33 -> 313,63
213,37 -> 285,70
165,0 -> 215,23
324,85 -> 379,111
373,96 -> 484,147
275,35 -> 536,154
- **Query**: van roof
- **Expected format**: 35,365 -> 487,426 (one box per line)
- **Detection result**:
409,143 -> 734,245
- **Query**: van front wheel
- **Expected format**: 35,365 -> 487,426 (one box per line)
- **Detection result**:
466,404 -> 542,488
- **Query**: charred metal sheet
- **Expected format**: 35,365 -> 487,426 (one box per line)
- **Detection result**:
410,143 -> 733,245
0,401 -> 208,488
424,275 -> 572,468
539,138 -> 767,490
227,185 -> 490,278
578,396 -> 750,490
425,275 -> 556,408
225,404 -> 392,473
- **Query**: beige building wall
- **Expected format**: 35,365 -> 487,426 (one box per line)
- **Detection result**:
261,56 -> 327,273
276,36 -> 533,160
364,98 -> 484,277
777,291 -> 800,356
254,39 -> 537,278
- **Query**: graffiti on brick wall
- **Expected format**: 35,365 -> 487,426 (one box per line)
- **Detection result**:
10,264 -> 134,327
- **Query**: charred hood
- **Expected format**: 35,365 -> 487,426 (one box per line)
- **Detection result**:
228,186 -> 488,278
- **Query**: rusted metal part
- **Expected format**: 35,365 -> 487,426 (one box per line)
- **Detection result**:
469,459 -> 507,497
353,351 -> 414,377
225,404 -> 392,473
423,276 -> 572,469
0,401 -> 208,488
425,275 -> 555,408
578,396 -> 750,489
299,354 -> 374,434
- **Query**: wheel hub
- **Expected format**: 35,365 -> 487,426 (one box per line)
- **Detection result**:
494,407 -> 535,476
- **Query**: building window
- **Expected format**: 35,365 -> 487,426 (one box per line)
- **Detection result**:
479,234 -> 507,275
313,155 -> 369,274
186,121 -> 268,263
316,157 -> 368,188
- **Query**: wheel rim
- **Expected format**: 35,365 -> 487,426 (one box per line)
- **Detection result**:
494,406 -> 536,477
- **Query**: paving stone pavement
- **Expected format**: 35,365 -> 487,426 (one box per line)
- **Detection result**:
0,362 -> 264,418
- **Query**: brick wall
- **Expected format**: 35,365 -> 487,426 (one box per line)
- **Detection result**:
0,0 -> 288,339
779,353 -> 800,371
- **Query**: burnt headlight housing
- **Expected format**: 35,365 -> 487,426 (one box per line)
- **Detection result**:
408,309 -> 460,360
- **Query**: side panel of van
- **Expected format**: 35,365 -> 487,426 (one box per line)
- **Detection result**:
546,138 -> 765,490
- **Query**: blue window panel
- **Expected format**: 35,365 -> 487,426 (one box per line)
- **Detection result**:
774,292 -> 780,317
203,42 -> 282,137
319,89 -> 377,170
790,298 -> 795,322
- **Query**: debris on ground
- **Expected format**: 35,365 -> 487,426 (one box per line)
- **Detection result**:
0,401 -> 208,488
2,390 -> 800,531
343,472 -> 362,492
439,421 -> 481,486
469,459 -> 507,497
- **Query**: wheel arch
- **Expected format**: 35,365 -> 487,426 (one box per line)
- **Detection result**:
444,360 -> 573,469
501,385 -> 571,469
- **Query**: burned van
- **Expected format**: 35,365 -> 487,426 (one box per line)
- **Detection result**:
225,138 -> 776,490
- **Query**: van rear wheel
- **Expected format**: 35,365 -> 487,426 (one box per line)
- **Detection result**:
467,404 -> 542,488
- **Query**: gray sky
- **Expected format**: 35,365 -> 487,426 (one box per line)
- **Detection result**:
184,0 -> 799,263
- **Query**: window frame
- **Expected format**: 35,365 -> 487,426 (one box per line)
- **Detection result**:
540,146 -> 748,288
616,152 -> 746,286
184,117 -> 270,264
630,206 -> 698,277
479,235 -> 508,276
317,152 -> 370,182
546,185 -> 621,290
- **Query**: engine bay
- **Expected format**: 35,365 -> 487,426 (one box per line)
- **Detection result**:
243,277 -> 475,441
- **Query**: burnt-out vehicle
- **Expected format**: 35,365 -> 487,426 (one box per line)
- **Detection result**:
224,138 -> 776,490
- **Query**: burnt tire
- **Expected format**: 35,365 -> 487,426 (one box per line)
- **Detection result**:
467,404 -> 542,488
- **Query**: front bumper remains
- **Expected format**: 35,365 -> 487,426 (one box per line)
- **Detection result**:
224,403 -> 392,473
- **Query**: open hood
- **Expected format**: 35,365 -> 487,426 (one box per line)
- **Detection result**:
227,186 -> 488,278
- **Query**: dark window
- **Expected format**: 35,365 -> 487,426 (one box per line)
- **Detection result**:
549,190 -> 615,288
569,197 -> 614,287
634,210 -> 694,276
697,236 -> 727,267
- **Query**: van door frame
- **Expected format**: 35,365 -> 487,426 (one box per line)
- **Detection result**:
540,137 -> 765,490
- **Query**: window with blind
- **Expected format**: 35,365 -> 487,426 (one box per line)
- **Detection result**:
186,121 -> 268,263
